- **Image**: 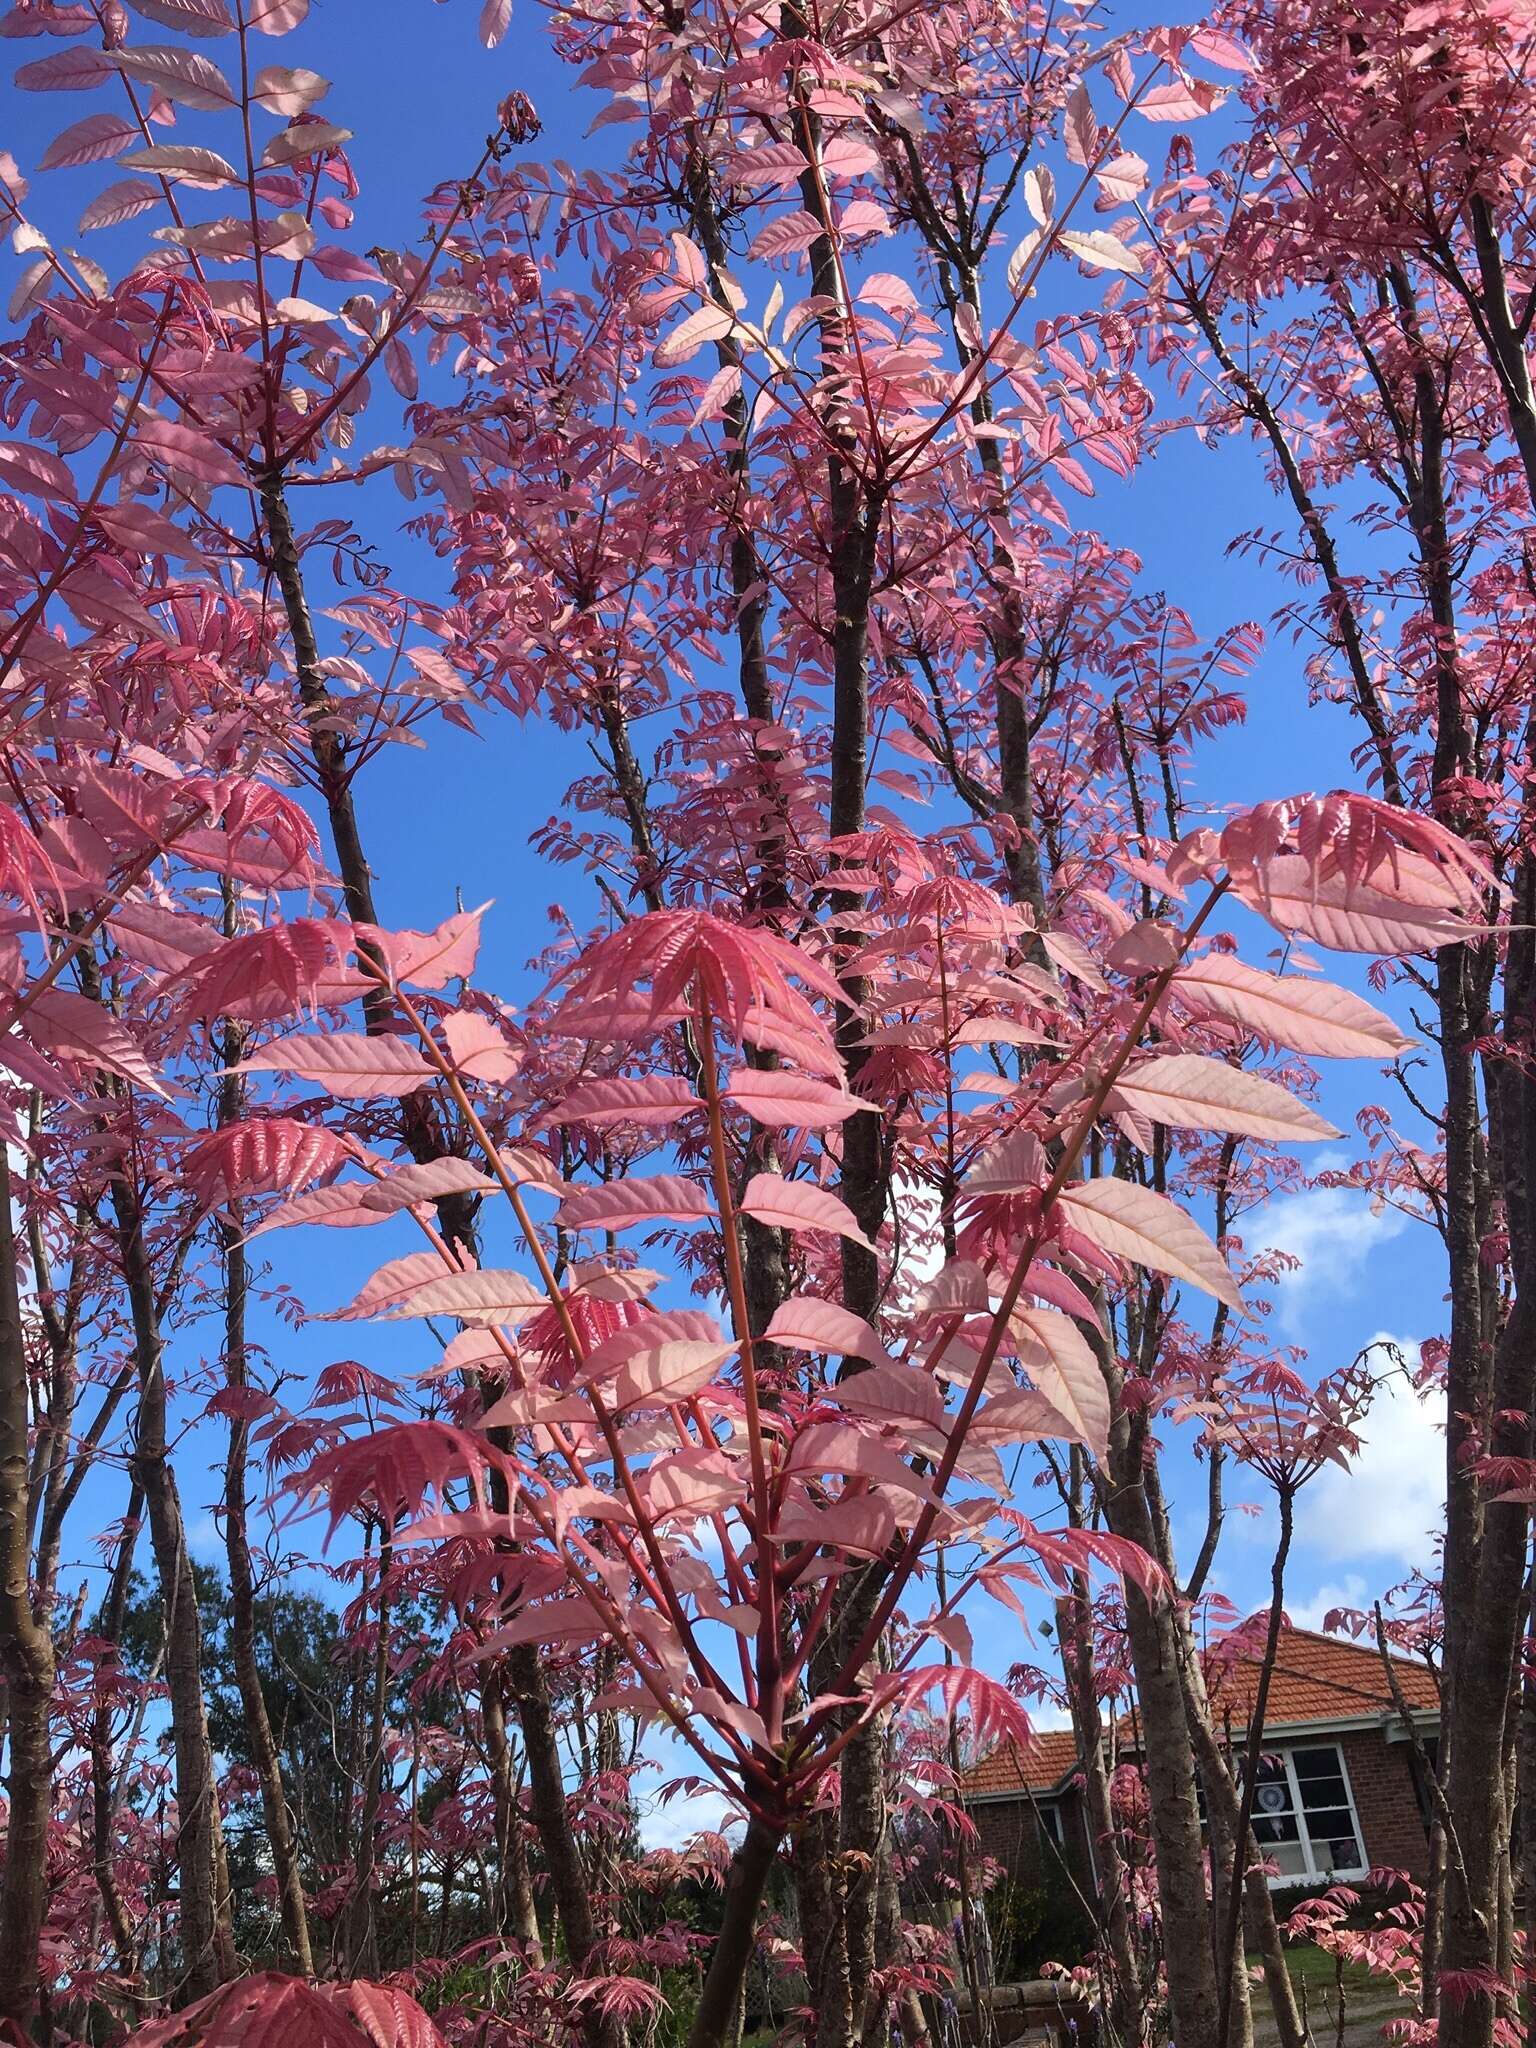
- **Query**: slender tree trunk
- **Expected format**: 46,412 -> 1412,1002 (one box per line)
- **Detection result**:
484,1676 -> 544,1962
1057,1585 -> 1143,2046
112,1169 -> 235,1999
345,1532 -> 392,1978
686,1817 -> 783,2048
1099,1402 -> 1223,2048
0,1146 -> 57,2030
89,1488 -> 146,1994
1437,211 -> 1536,2048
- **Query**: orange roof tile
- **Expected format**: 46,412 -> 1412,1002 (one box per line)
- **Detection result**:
962,1630 -> 1439,1801
1203,1628 -> 1440,1729
966,1728 -> 1083,1797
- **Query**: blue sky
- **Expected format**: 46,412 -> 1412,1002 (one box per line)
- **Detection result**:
3,0 -> 1449,1828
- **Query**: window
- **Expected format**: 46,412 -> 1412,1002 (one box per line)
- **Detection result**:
1246,1744 -> 1366,1886
1037,1802 -> 1066,1849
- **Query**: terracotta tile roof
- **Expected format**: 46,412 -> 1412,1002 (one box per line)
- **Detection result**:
1203,1628 -> 1440,1729
962,1630 -> 1439,1801
966,1728 -> 1083,1797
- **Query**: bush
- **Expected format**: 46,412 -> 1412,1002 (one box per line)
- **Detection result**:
985,1878 -> 1094,1982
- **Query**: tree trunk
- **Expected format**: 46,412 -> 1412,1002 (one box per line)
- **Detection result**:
219,1215 -> 313,1970
686,1817 -> 782,2048
0,1146 -> 57,2029
1056,1587 -> 1143,2046
345,1533 -> 392,1978
112,1171 -> 235,2000
1100,1408 -> 1222,2048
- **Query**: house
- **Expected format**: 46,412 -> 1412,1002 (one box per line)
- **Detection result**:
961,1630 -> 1441,1897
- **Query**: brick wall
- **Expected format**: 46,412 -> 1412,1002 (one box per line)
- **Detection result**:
970,1792 -> 1094,1893
1337,1730 -> 1431,1882
972,1795 -> 1049,1887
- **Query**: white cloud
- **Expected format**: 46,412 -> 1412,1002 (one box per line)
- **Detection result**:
636,1779 -> 737,1851
1296,1337 -> 1443,1572
1253,1184 -> 1414,1334
1288,1572 -> 1373,1633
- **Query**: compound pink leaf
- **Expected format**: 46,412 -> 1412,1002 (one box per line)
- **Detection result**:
1170,955 -> 1412,1058
551,1075 -> 703,1129
738,1174 -> 876,1251
559,1175 -> 716,1232
1110,1053 -> 1339,1142
1011,1307 -> 1110,1458
1058,1178 -> 1242,1309
383,1269 -> 548,1327
722,1067 -> 861,1128
330,1979 -> 452,2048
764,1295 -> 891,1363
235,1032 -> 433,1098
357,1157 -> 496,1213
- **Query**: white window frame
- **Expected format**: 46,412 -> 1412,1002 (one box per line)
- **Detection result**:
1250,1741 -> 1368,1889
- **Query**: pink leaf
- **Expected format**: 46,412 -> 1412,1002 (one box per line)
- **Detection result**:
24,987 -> 163,1095
120,1973 -> 373,2048
641,1450 -> 747,1523
246,1183 -> 384,1235
16,46 -> 115,90
183,1118 -> 352,1209
723,1067 -> 860,1128
132,416 -> 245,488
654,302 -> 734,369
1110,1054 -> 1339,1143
969,1384 -> 1076,1447
1011,1307 -> 1110,1458
559,1176 -> 716,1232
830,1362 -> 947,1431
320,1252 -> 454,1321
38,111 -> 138,170
1171,956 -> 1412,1059
235,1032 -> 433,1099
331,1981 -> 451,2048
125,0 -> 235,35
114,44 -> 236,111
440,1010 -> 521,1084
552,1075 -> 703,1129
79,181 -> 160,233
738,1174 -> 875,1251
913,1261 -> 992,1317
358,907 -> 483,989
246,0 -> 309,29
0,441 -> 75,502
777,1493 -> 896,1556
358,1157 -> 496,1213
1058,1178 -> 1242,1309
596,1340 -> 736,1411
384,1269 -> 548,1327
479,0 -> 512,44
764,1295 -> 890,1364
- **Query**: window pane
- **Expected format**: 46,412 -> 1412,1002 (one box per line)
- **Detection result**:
1261,1839 -> 1310,1879
1311,1834 -> 1362,1872
1298,1775 -> 1349,1813
1305,1806 -> 1355,1837
1253,1812 -> 1301,1846
1291,1746 -> 1345,1782
1253,1777 -> 1296,1820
